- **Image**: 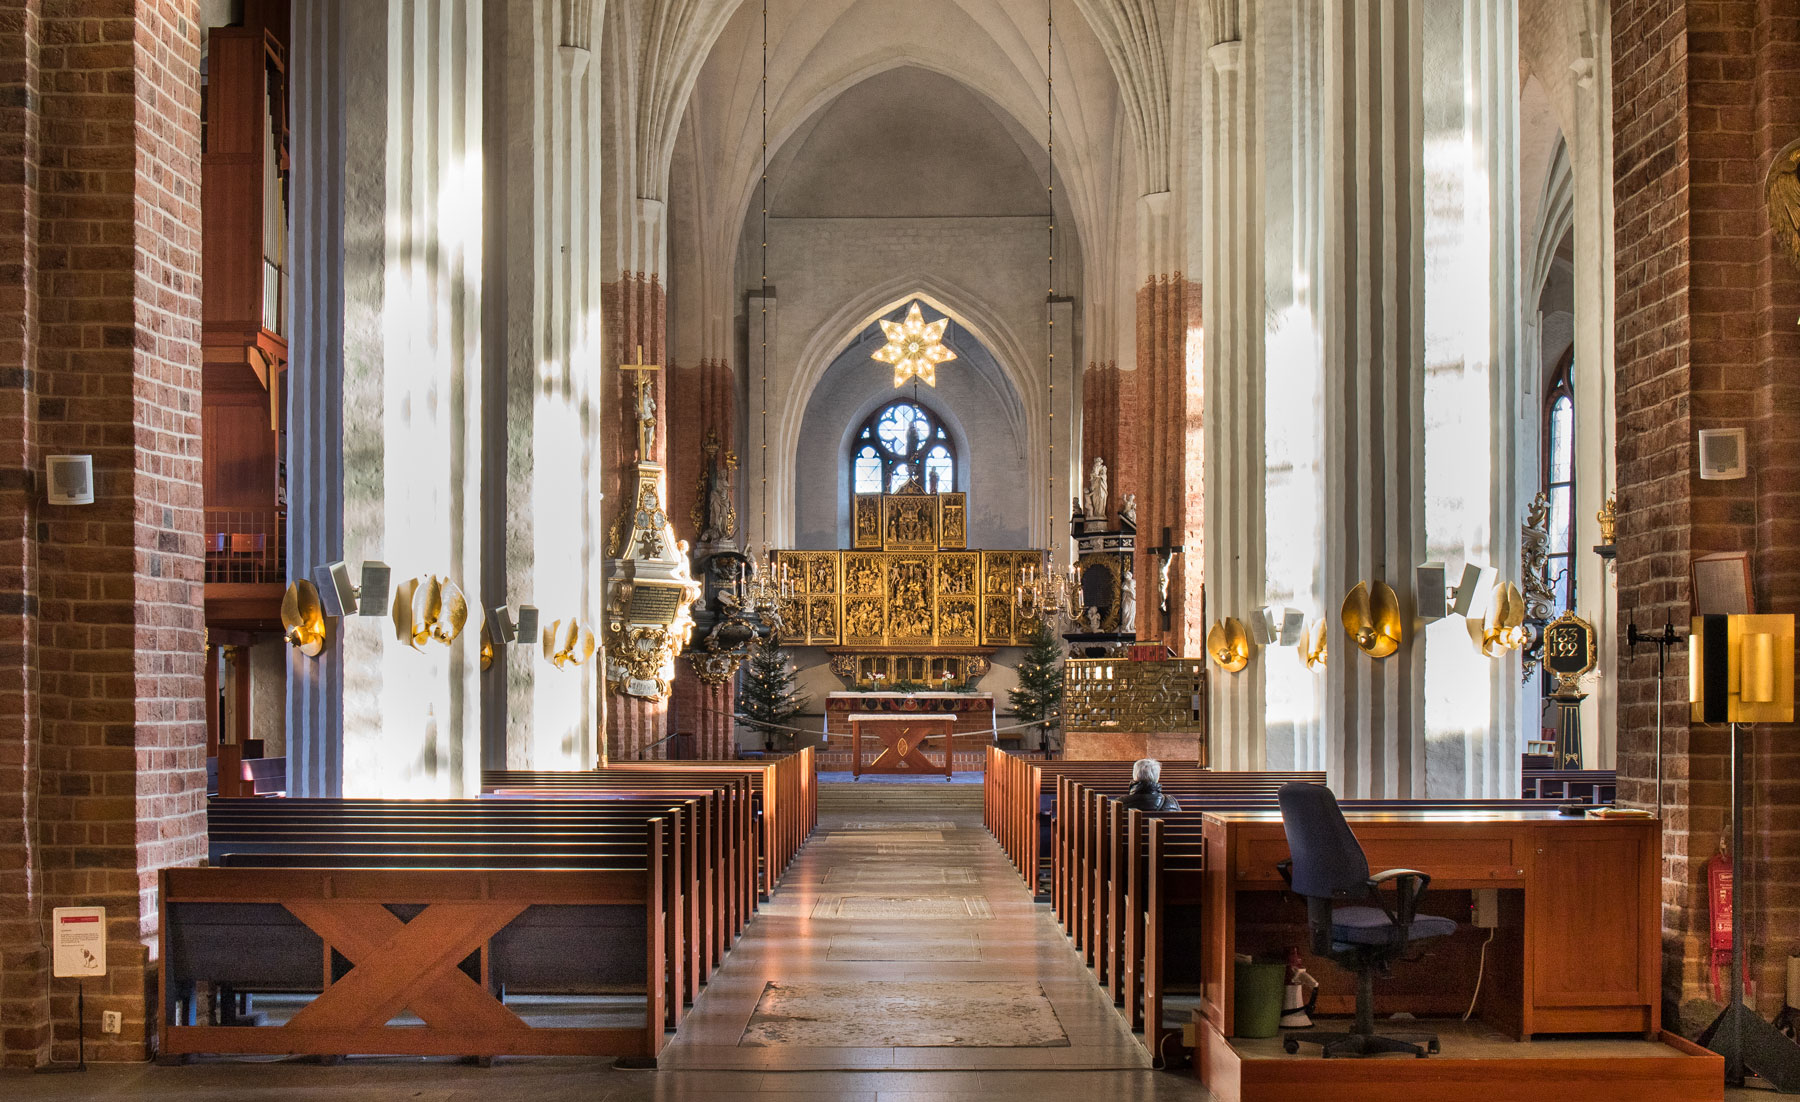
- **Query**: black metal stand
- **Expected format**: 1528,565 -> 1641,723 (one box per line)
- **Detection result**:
1696,722 -> 1800,1091
1627,618 -> 1684,820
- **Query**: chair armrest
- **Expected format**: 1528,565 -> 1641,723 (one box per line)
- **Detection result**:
1367,868 -> 1432,929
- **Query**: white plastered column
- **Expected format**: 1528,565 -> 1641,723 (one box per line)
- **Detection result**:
1318,0 -> 1428,799
1198,2 -> 1267,771
289,0 -> 490,797
1569,0 -> 1618,768
490,0 -> 608,770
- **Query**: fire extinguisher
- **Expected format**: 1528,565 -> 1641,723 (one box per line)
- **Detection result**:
1708,845 -> 1734,1004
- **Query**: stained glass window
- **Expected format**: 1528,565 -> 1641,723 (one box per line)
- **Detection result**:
1544,360 -> 1574,612
851,401 -> 955,508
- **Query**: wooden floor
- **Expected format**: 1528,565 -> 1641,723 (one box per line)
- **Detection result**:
656,803 -> 1164,1071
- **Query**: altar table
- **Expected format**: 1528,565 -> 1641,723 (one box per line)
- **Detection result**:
848,715 -> 956,779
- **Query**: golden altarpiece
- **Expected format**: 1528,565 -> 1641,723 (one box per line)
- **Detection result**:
773,487 -> 1044,690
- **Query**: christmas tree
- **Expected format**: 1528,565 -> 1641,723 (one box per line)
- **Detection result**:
739,633 -> 810,750
1008,620 -> 1066,750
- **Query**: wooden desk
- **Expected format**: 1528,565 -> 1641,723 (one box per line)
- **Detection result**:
849,715 -> 955,779
1197,809 -> 1660,1040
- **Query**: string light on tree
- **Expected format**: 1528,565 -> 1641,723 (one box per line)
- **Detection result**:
872,302 -> 957,387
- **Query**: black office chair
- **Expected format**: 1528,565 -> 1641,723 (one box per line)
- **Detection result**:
1275,782 -> 1457,1058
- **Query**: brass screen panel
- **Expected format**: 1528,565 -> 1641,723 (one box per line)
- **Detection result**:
853,495 -> 883,550
939,493 -> 967,549
882,494 -> 938,550
1062,658 -> 1208,734
773,551 -> 841,645
886,554 -> 936,643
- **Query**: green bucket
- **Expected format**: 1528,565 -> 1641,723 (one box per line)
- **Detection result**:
1233,958 -> 1287,1039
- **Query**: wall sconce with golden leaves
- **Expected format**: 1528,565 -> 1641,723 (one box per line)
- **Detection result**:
1207,617 -> 1254,673
1301,617 -> 1329,671
1341,581 -> 1403,659
391,575 -> 469,651
543,618 -> 597,670
1469,580 -> 1528,657
281,579 -> 328,657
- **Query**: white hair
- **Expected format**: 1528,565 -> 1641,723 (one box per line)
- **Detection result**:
1132,759 -> 1161,785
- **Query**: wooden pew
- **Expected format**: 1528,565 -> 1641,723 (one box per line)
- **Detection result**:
1521,768 -> 1616,804
160,825 -> 671,1062
208,793 -> 732,1013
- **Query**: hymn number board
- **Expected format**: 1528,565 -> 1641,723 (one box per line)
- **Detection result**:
774,490 -> 1039,648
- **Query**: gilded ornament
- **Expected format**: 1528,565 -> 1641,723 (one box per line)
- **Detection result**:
1340,581 -> 1403,659
1301,617 -> 1329,671
1207,617 -> 1253,673
281,579 -> 328,657
1469,581 -> 1529,658
1596,494 -> 1617,545
1765,138 -> 1800,273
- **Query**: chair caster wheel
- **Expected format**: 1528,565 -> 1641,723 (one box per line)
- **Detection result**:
1428,1040 -> 1440,1054
1283,1039 -> 1299,1054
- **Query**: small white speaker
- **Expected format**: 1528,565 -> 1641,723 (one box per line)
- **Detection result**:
1275,608 -> 1305,646
515,604 -> 540,641
1249,608 -> 1276,646
1698,428 -> 1747,480
357,561 -> 391,617
312,561 -> 357,617
488,606 -> 518,644
1449,563 -> 1497,618
1415,563 -> 1447,622
45,455 -> 94,505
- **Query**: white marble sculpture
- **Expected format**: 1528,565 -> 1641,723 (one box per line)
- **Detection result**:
1119,492 -> 1137,528
1120,569 -> 1137,635
1084,456 -> 1109,522
1158,555 -> 1172,612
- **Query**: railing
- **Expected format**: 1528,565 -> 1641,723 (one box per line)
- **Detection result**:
204,508 -> 285,585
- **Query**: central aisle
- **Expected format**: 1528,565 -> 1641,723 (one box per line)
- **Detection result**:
657,796 -> 1157,1071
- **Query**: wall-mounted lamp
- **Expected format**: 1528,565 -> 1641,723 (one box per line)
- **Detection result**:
392,575 -> 469,650
1468,580 -> 1527,657
1207,617 -> 1253,673
544,618 -> 597,669
1341,581 -> 1403,659
1691,614 -> 1796,723
1301,618 -> 1329,670
281,579 -> 328,657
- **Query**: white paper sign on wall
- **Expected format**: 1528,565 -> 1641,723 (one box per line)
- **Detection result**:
51,907 -> 106,978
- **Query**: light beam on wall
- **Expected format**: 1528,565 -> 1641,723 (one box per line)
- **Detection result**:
872,301 -> 956,387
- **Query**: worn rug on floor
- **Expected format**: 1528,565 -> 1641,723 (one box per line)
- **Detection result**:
739,981 -> 1070,1047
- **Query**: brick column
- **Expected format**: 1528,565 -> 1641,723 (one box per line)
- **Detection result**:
669,356 -> 737,758
0,0 -> 49,1067
1134,274 -> 1203,655
1612,0 -> 1800,1033
602,272 -> 669,761
0,0 -> 207,1066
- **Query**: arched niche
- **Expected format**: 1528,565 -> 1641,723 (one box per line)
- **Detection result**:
792,299 -> 1031,551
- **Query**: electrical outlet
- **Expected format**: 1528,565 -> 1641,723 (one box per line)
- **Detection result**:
101,1010 -> 122,1034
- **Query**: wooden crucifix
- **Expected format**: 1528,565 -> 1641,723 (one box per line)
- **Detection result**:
619,344 -> 660,463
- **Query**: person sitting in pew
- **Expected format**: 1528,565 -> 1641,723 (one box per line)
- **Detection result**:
1116,759 -> 1181,812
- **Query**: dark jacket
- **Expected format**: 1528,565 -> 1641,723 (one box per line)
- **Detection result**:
1116,780 -> 1180,813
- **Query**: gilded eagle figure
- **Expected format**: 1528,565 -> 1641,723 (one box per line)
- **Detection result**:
1767,138 -> 1800,271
